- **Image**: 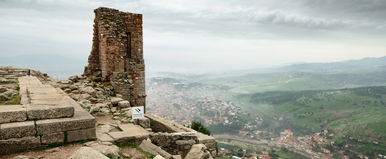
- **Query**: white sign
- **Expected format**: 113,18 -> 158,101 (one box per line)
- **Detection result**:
132,106 -> 144,119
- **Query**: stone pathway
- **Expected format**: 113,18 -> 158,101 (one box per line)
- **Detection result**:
0,76 -> 96,155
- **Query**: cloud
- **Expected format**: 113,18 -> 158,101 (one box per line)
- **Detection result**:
0,0 -> 385,75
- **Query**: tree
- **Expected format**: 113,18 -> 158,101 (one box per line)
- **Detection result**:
191,121 -> 211,135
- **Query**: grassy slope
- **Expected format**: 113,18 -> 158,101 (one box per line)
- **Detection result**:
235,86 -> 386,155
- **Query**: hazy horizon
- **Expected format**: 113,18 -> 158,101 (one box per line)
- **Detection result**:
1,0 -> 386,78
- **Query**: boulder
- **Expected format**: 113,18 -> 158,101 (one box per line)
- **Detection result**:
80,86 -> 96,95
185,144 -> 213,159
67,147 -> 109,159
110,97 -> 123,106
68,75 -> 79,82
118,100 -> 130,108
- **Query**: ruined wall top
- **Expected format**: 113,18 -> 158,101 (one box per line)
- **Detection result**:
84,7 -> 145,107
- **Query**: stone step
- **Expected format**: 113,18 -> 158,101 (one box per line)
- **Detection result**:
0,76 -> 96,154
0,105 -> 74,124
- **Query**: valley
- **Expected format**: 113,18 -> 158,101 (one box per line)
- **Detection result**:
146,56 -> 386,159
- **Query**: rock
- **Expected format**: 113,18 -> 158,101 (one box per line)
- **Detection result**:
95,103 -> 108,108
80,86 -> 96,95
139,139 -> 173,159
79,93 -> 91,100
12,155 -> 37,159
89,106 -> 100,114
78,99 -> 92,109
67,147 -> 109,159
134,117 -> 150,128
150,132 -> 199,157
118,100 -> 130,108
124,108 -> 132,118
0,86 -> 7,93
100,107 -> 110,114
185,144 -> 213,159
110,97 -> 123,106
154,155 -> 165,159
89,143 -> 120,159
68,75 -> 79,82
59,80 -> 71,84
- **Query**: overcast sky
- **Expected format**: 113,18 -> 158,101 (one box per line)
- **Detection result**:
0,0 -> 386,76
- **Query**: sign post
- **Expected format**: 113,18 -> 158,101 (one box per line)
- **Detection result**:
132,106 -> 144,119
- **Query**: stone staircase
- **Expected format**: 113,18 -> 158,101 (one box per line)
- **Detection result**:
0,76 -> 96,154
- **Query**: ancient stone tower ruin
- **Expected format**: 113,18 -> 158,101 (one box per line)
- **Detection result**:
84,7 -> 145,107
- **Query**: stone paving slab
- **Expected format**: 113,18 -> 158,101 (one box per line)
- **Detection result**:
0,76 -> 96,154
0,105 -> 26,124
108,123 -> 150,144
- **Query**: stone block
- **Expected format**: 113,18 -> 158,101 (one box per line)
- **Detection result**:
134,117 -> 150,128
0,136 -> 40,155
0,121 -> 36,140
108,124 -> 150,144
139,139 -> 173,159
36,111 -> 95,135
41,132 -> 64,144
0,105 -> 27,124
27,105 -> 74,120
118,100 -> 130,108
67,128 -> 96,142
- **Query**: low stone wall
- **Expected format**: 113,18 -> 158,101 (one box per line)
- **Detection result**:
146,114 -> 217,157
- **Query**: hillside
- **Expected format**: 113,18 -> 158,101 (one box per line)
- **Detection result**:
235,86 -> 386,156
147,56 -> 386,158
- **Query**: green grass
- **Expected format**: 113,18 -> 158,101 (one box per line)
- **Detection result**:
234,86 -> 386,155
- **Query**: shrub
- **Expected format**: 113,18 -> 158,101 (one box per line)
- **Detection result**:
191,121 -> 211,135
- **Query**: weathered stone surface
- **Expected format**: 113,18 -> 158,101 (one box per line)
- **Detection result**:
118,100 -> 130,108
96,133 -> 114,142
134,117 -> 150,128
36,111 -> 95,135
150,132 -> 199,157
67,147 -> 109,159
108,123 -> 150,144
185,144 -> 213,159
12,155 -> 38,159
41,132 -> 64,144
139,139 -> 173,159
67,128 -> 96,142
196,132 -> 217,157
89,142 -> 120,159
0,136 -> 40,155
0,105 -> 27,124
0,121 -> 36,140
110,97 -> 123,106
146,114 -> 192,133
26,105 -> 74,120
154,155 -> 166,159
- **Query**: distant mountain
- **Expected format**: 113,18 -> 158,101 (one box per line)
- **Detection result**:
0,54 -> 86,79
278,56 -> 386,72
